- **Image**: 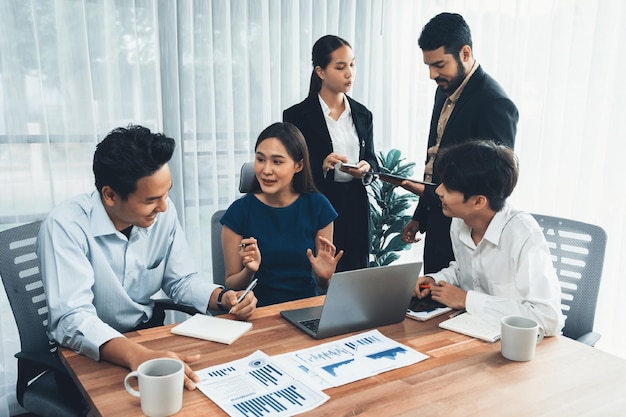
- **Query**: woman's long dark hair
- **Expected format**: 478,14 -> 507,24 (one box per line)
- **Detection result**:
307,35 -> 352,97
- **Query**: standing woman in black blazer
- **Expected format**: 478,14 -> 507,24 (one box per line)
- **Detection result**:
283,35 -> 378,272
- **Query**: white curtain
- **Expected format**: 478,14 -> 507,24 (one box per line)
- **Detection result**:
1,0 -> 625,415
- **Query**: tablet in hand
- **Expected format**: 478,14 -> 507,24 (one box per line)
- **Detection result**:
340,162 -> 359,169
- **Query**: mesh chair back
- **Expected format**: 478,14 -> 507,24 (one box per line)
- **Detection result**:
0,221 -> 56,356
0,221 -> 85,415
532,214 -> 607,341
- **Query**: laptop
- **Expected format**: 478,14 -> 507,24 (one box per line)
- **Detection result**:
280,262 -> 421,339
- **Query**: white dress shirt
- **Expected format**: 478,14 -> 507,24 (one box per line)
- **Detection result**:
429,203 -> 565,336
36,190 -> 219,360
319,94 -> 359,182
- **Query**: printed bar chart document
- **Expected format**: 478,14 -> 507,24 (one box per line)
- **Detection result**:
195,330 -> 429,416
273,329 -> 428,388
196,350 -> 329,417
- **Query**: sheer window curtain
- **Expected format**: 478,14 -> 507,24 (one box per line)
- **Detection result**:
0,1 -> 165,415
1,0 -> 625,415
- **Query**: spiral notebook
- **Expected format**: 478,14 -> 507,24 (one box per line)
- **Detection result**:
171,314 -> 252,345
438,313 -> 501,343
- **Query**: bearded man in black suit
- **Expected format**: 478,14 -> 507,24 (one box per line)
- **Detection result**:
397,12 -> 519,274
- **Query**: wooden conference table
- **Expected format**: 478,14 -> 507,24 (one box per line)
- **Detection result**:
60,296 -> 626,416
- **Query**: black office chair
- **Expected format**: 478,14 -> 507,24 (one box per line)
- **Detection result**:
238,161 -> 256,194
0,221 -> 199,416
0,220 -> 85,416
532,213 -> 607,346
211,209 -> 227,287
211,161 -> 256,287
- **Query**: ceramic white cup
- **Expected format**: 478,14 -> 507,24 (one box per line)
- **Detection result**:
500,316 -> 545,361
124,358 -> 184,417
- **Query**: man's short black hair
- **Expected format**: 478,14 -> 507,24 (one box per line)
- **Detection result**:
435,140 -> 518,212
418,12 -> 473,55
93,125 -> 175,200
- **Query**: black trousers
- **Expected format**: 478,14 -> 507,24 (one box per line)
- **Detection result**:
324,180 -> 370,272
422,207 -> 454,274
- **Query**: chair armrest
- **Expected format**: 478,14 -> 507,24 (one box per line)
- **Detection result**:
577,331 -> 602,347
154,299 -> 199,316
14,350 -> 69,405
15,351 -> 67,375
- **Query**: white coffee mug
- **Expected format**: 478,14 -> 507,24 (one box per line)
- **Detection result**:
124,358 -> 184,417
500,316 -> 545,362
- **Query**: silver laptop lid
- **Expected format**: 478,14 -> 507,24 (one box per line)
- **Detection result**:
315,262 -> 420,338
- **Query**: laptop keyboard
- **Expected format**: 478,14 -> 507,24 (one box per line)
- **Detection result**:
299,318 -> 320,332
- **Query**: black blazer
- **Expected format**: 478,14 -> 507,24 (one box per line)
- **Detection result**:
283,94 -> 378,196
414,65 -> 519,225
413,65 -> 519,273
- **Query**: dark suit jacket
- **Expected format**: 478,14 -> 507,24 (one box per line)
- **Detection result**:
413,65 -> 519,273
282,94 -> 378,194
283,94 -> 378,270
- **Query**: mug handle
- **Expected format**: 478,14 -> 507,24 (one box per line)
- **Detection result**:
124,371 -> 141,398
536,326 -> 545,344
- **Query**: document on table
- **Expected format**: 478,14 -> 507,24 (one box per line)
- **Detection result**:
273,329 -> 428,389
196,350 -> 329,417
195,330 -> 428,415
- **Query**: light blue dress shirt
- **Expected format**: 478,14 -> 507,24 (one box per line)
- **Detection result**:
36,190 -> 218,360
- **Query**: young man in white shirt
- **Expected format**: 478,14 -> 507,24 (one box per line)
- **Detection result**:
414,140 -> 564,336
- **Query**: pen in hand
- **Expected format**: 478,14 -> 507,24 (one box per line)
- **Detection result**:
229,278 -> 258,314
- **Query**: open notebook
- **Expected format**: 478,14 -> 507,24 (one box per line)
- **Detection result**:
171,314 -> 252,345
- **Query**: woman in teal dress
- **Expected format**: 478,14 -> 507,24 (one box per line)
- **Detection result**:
220,122 -> 344,306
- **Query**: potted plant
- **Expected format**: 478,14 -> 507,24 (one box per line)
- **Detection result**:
368,149 -> 419,266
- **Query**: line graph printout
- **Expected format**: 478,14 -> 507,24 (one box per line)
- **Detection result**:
273,329 -> 428,388
196,350 -> 329,417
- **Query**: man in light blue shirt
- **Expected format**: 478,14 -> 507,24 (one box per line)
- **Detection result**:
37,125 -> 257,390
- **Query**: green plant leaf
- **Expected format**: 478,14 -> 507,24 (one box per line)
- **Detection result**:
380,251 -> 401,266
369,148 -> 420,267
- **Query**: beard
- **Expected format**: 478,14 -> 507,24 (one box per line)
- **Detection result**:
435,57 -> 467,95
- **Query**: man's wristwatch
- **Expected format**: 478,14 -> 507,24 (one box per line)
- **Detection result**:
217,288 -> 233,311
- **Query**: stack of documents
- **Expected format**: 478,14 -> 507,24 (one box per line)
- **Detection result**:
196,329 -> 428,416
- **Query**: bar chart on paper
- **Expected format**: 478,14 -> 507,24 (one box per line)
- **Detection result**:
278,330 -> 429,387
196,331 -> 428,416
196,351 -> 329,417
